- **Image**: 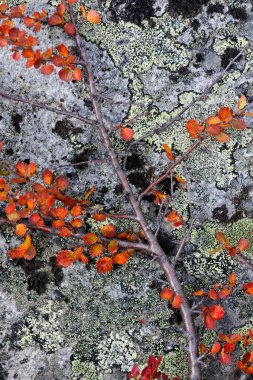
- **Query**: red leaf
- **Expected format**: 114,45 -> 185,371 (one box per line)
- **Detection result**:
160,288 -> 174,300
86,9 -> 101,24
64,22 -> 76,35
92,213 -> 106,222
211,342 -> 221,355
238,238 -> 250,251
120,127 -> 134,141
67,0 -> 78,3
56,44 -> 69,58
101,224 -> 116,238
96,257 -> 113,273
209,305 -> 225,320
90,244 -> 103,257
218,107 -> 233,122
56,2 -> 66,16
55,175 -> 69,191
219,349 -> 232,365
72,68 -> 82,81
59,67 -> 73,82
83,233 -> 98,245
12,51 -> 20,60
231,119 -> 247,130
163,143 -> 175,161
41,64 -> 54,75
42,168 -> 53,185
48,14 -> 63,25
172,295 -> 182,309
113,251 -> 129,265
243,282 -> 253,295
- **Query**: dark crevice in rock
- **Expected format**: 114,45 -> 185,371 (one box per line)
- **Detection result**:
107,0 -> 155,26
207,3 -> 224,14
229,7 -> 248,21
11,114 -> 23,133
168,0 -> 209,18
221,47 -> 241,70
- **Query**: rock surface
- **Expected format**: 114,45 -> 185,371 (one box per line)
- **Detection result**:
0,0 -> 253,379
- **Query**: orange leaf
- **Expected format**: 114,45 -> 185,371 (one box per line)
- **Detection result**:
42,48 -> 53,59
186,119 -> 204,139
172,295 -> 182,309
67,0 -> 78,3
229,273 -> 236,286
56,44 -> 69,58
52,219 -> 65,228
48,14 -> 63,25
42,168 -> 53,185
80,4 -> 86,18
218,107 -> 233,122
50,207 -> 68,219
231,119 -> 247,130
64,23 -> 76,35
215,132 -> 230,143
211,342 -> 221,355
72,68 -> 82,81
238,238 -> 250,251
41,64 -> 54,75
237,95 -> 247,111
208,289 -> 218,300
193,289 -> 206,297
92,213 -> 106,222
84,185 -> 96,200
70,205 -> 82,217
96,257 -> 113,273
219,349 -> 232,365
0,3 -> 8,13
15,223 -> 27,237
55,175 -> 69,191
219,288 -> 231,299
59,227 -> 71,237
83,232 -> 98,245
243,283 -> 253,295
101,224 -> 116,238
120,127 -> 134,141
59,67 -> 73,82
86,9 -> 101,24
108,240 -> 118,255
56,2 -> 66,16
90,243 -> 103,257
29,213 -> 44,226
70,218 -> 83,228
12,51 -> 20,60
23,16 -> 35,28
24,244 -> 36,260
113,251 -> 129,265
163,144 -> 174,161
215,231 -> 230,249
160,288 -> 174,300
209,304 -> 224,320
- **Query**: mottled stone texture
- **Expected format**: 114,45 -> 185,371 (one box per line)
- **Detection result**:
0,0 -> 253,379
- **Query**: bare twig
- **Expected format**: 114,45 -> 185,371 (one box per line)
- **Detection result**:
0,90 -> 97,127
138,140 -> 202,202
66,4 -> 200,379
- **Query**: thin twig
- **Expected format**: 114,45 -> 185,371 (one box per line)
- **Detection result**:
66,4 -> 201,379
138,140 -> 202,202
0,91 -> 97,127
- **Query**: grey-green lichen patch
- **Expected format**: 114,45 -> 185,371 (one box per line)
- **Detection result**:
16,301 -> 65,352
183,218 -> 253,289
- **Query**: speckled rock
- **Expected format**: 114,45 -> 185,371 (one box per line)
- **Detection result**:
0,0 -> 253,379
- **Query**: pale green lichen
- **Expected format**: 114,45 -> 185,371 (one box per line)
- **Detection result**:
17,301 -> 65,352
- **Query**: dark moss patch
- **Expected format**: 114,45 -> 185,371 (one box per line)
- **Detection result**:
168,0 -> 209,18
207,3 -> 224,14
128,171 -> 149,189
11,114 -> 23,133
126,153 -> 145,170
212,204 -> 229,222
53,119 -> 75,140
27,271 -> 49,295
221,47 -> 241,70
71,147 -> 96,170
191,19 -> 200,31
50,257 -> 64,286
107,0 -> 155,26
157,232 -> 176,255
229,7 -> 248,21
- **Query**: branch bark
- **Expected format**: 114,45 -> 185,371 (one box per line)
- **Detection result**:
65,3 -> 200,379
